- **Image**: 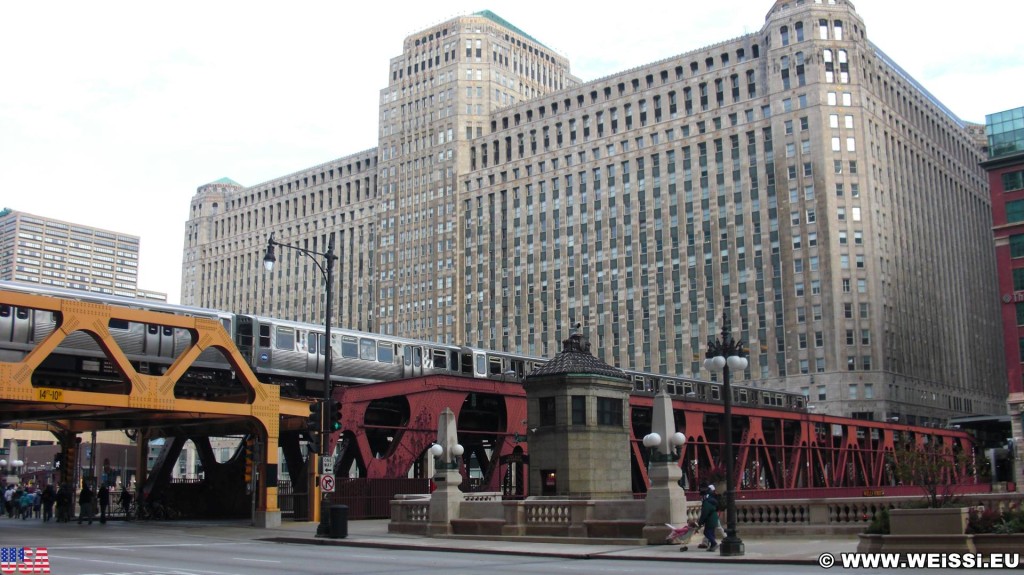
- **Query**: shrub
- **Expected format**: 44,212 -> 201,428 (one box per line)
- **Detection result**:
864,508 -> 890,534
967,506 -> 1024,534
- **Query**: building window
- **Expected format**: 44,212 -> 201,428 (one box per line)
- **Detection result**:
1003,199 -> 1019,222
1011,235 -> 1024,258
1014,268 -> 1024,290
817,385 -> 826,401
540,397 -> 556,426
849,384 -> 858,400
864,383 -> 874,399
572,395 -> 586,425
1003,170 -> 1024,192
597,397 -> 623,426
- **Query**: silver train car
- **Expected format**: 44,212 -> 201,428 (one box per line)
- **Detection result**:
0,282 -> 806,410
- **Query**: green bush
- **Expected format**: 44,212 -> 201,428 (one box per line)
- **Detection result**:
967,506 -> 1024,534
864,508 -> 890,534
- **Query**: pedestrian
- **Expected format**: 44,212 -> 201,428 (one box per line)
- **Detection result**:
32,489 -> 41,519
3,485 -> 13,518
697,483 -> 720,552
41,484 -> 55,522
97,484 -> 109,524
56,483 -> 72,523
19,489 -> 33,520
78,483 -> 94,525
11,486 -> 23,519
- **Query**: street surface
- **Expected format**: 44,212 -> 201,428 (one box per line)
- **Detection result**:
0,518 -> 978,575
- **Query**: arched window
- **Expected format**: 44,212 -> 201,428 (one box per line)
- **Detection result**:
780,25 -> 790,46
795,21 -> 804,41
823,49 -> 834,83
834,20 -> 843,41
838,50 -> 849,83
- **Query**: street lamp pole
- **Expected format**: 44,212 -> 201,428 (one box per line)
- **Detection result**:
263,232 -> 336,535
703,311 -> 747,557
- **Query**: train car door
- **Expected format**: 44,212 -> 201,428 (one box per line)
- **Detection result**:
304,330 -> 320,375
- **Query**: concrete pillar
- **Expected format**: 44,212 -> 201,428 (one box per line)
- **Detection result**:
643,388 -> 689,544
1008,393 -> 1023,492
427,407 -> 464,535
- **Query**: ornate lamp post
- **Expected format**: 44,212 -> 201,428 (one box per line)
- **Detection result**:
703,312 -> 748,557
263,232 -> 336,536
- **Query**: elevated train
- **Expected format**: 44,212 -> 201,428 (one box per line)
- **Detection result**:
0,282 -> 807,411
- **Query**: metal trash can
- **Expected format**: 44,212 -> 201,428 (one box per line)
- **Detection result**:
328,505 -> 348,538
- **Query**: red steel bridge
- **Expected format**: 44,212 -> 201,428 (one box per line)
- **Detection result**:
334,374 -> 979,499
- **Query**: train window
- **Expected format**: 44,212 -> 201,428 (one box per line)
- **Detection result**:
413,346 -> 423,367
475,354 -> 486,376
341,336 -> 358,358
775,393 -> 784,406
109,319 -> 129,330
378,341 -> 394,364
711,385 -> 721,400
489,356 -> 503,375
15,308 -> 29,320
683,382 -> 694,396
433,349 -> 448,369
275,327 -> 295,351
404,345 -> 412,366
633,375 -> 646,392
163,327 -> 173,336
307,333 -> 318,354
147,324 -> 158,335
259,325 -> 271,348
0,305 -> 9,317
738,389 -> 748,403
220,318 -> 231,333
359,338 -> 376,361
236,322 -> 253,348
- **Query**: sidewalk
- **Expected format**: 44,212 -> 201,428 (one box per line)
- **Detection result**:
260,519 -> 860,565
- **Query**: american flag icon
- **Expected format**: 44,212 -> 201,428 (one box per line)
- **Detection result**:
0,547 -> 50,574
0,548 -> 24,564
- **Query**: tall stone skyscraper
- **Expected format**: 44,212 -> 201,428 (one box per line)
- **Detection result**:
182,1 -> 1006,424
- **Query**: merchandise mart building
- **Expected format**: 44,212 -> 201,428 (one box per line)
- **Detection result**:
182,0 -> 1005,424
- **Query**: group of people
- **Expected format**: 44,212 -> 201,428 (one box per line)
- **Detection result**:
3,482 -> 113,524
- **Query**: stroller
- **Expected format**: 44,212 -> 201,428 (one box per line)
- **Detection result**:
665,520 -> 699,551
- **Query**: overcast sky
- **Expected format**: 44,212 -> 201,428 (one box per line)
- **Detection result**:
2,1 -> 1022,304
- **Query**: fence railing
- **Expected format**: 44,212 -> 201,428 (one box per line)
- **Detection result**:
389,490 -> 1024,538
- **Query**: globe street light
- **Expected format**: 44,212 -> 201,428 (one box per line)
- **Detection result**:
263,232 -> 337,537
703,312 -> 748,557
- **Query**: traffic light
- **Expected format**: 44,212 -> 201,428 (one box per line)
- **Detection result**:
243,435 -> 255,486
328,399 -> 342,432
308,401 -> 323,433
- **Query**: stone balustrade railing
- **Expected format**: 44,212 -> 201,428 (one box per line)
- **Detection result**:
389,491 -> 1024,539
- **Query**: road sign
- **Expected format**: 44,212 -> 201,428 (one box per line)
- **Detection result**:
320,474 -> 335,493
321,455 -> 335,474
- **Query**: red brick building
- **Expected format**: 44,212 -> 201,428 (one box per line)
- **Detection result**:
982,106 -> 1024,488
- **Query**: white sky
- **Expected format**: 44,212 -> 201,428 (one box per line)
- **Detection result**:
2,1 -> 1022,305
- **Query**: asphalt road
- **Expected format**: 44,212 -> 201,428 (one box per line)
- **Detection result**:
0,518 -> 978,575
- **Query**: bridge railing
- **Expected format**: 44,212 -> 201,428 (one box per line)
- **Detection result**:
388,490 -> 1024,538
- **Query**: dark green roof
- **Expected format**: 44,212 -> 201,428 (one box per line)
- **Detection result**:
473,10 -> 548,50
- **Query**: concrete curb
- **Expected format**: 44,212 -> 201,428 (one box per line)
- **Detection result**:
261,536 -> 821,565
